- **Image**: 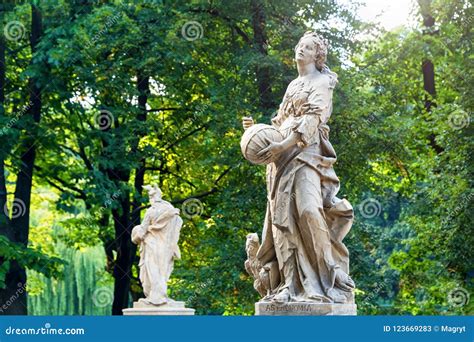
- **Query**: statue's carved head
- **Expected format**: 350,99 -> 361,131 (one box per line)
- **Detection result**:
245,233 -> 260,258
294,31 -> 328,71
143,184 -> 162,202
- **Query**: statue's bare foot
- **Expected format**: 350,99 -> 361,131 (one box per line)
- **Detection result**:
139,297 -> 167,306
272,289 -> 290,303
335,269 -> 355,292
307,293 -> 331,303
327,288 -> 347,303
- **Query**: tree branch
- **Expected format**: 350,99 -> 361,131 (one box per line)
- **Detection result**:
190,8 -> 251,44
34,165 -> 86,199
171,166 -> 233,205
165,122 -> 209,149
78,143 -> 94,171
146,107 -> 181,112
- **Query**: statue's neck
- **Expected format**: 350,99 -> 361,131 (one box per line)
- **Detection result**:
296,62 -> 318,77
151,198 -> 163,206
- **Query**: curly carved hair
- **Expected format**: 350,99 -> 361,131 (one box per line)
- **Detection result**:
294,31 -> 328,71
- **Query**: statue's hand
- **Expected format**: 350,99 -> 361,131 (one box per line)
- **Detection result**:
242,116 -> 254,130
131,226 -> 146,244
257,142 -> 285,160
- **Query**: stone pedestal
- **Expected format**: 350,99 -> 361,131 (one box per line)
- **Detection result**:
255,301 -> 357,316
123,300 -> 195,316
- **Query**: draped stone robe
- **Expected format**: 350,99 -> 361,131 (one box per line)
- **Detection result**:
132,200 -> 182,305
256,67 -> 355,303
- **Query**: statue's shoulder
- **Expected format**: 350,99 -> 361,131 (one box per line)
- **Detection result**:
285,78 -> 298,92
154,200 -> 173,211
321,66 -> 338,88
309,71 -> 329,84
147,205 -> 160,214
288,78 -> 298,86
308,70 -> 337,92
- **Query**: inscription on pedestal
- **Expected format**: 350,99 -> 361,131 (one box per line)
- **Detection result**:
256,302 -> 357,316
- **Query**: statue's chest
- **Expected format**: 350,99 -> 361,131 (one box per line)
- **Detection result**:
285,81 -> 311,104
283,77 -> 327,113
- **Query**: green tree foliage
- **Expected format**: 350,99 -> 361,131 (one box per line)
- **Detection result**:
0,0 -> 471,315
28,242 -> 112,315
333,0 -> 473,315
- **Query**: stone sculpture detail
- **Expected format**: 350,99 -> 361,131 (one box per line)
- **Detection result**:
131,185 -> 182,306
242,32 -> 356,308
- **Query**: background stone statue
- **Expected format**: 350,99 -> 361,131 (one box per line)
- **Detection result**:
131,184 -> 182,306
242,31 -> 356,308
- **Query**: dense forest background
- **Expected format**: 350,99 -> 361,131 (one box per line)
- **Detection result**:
0,0 -> 472,316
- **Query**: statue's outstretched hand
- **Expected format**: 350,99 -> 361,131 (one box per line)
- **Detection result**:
131,225 -> 146,244
242,116 -> 254,130
257,141 -> 285,160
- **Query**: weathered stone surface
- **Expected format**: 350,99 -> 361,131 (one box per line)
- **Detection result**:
123,301 -> 195,316
123,184 -> 194,315
255,302 -> 357,316
242,32 -> 357,311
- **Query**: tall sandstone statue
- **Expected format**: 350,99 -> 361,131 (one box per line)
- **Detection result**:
241,31 -> 357,315
123,185 -> 194,315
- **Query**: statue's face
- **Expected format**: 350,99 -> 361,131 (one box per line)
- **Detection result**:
246,234 -> 259,256
149,189 -> 162,203
295,36 -> 317,65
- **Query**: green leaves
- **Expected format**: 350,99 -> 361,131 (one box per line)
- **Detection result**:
1,0 -> 471,315
0,235 -> 64,289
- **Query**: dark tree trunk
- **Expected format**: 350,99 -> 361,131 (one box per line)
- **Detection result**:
111,190 -> 133,315
251,0 -> 273,113
2,4 -> 43,315
99,213 -> 115,273
129,73 -> 149,302
111,74 -> 149,314
418,0 -> 443,154
418,0 -> 436,105
0,17 -> 17,317
422,59 -> 436,111
0,25 -> 7,228
131,74 -> 149,227
97,104 -> 134,314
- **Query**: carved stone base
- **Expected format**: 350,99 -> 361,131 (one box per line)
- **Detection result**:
255,301 -> 357,316
122,300 -> 195,316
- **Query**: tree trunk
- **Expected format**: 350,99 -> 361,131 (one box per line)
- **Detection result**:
109,72 -> 148,313
421,59 -> 435,112
97,103 -> 134,315
111,74 -> 150,314
418,0 -> 443,154
111,191 -> 133,315
131,73 -> 149,227
98,213 -> 115,273
129,73 -> 149,302
1,4 -> 42,315
0,20 -> 8,230
251,0 -> 273,113
0,13 -> 17,317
